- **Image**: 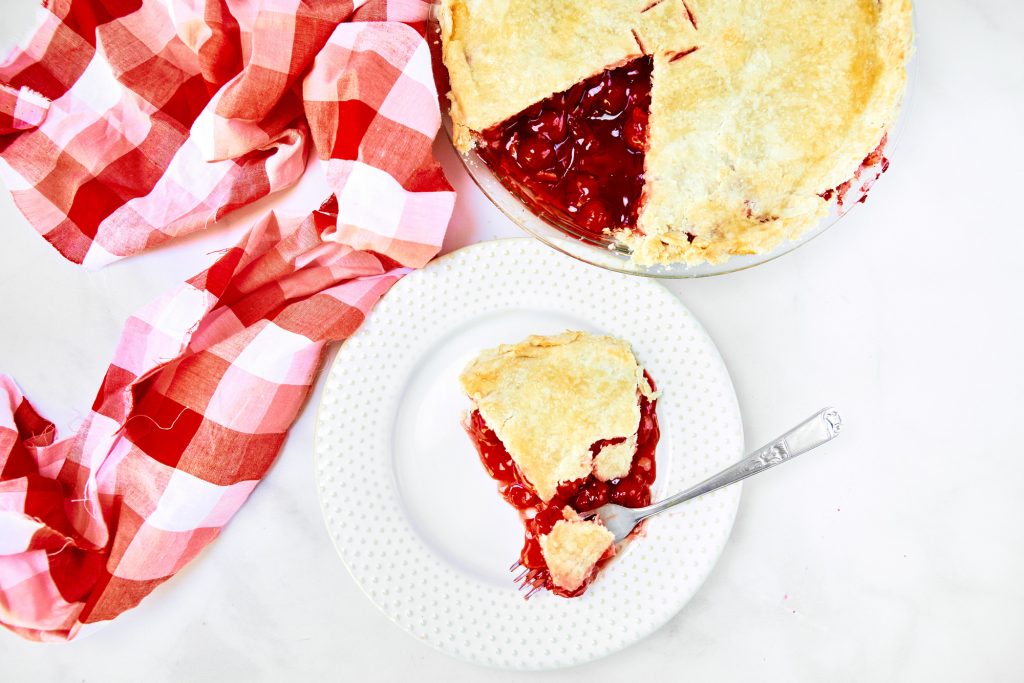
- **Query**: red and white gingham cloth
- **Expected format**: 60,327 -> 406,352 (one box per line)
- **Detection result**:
0,0 -> 454,641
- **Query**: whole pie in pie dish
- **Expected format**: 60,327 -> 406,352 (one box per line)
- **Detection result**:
459,331 -> 661,597
438,0 -> 914,266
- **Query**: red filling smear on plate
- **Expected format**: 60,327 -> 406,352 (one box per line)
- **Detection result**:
463,372 -> 661,598
475,57 -> 653,242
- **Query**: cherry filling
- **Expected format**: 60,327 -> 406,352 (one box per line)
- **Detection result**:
463,373 -> 661,598
820,134 -> 890,207
475,57 -> 653,241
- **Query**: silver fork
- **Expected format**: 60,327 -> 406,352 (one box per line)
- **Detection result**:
510,407 -> 842,593
584,407 -> 843,543
509,561 -> 548,600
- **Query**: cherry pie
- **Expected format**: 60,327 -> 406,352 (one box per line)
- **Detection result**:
459,331 -> 660,597
438,0 -> 913,266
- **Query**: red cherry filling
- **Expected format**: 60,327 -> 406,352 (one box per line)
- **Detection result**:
819,134 -> 890,207
462,372 -> 661,598
476,57 -> 653,241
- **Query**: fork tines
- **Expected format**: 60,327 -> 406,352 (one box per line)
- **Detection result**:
509,560 -> 547,600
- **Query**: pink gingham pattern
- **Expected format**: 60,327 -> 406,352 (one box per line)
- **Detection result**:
0,0 -> 454,641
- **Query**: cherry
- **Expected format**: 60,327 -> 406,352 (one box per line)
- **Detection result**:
592,72 -> 628,116
515,136 -> 556,172
553,477 -> 586,502
520,536 -> 545,568
578,201 -> 610,232
627,390 -> 659,485
564,173 -> 601,209
475,55 -> 652,270
529,110 -> 567,141
615,203 -> 634,228
573,128 -> 596,153
578,81 -> 605,112
503,482 -> 539,509
480,124 -> 505,146
532,505 -> 565,536
574,478 -> 610,511
610,475 -> 651,508
523,101 -> 544,119
461,366 -> 661,598
835,180 -> 853,206
579,148 -> 620,175
861,136 -> 887,168
501,130 -> 519,153
565,81 -> 588,111
632,456 -> 656,486
638,415 -> 659,450
535,169 -> 560,184
624,108 -> 648,152
465,410 -> 517,483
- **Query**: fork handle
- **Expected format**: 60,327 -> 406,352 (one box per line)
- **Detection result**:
633,407 -> 843,522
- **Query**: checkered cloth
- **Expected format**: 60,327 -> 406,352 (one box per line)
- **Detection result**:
0,0 -> 453,641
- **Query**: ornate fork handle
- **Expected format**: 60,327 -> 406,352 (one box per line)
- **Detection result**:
631,407 -> 843,524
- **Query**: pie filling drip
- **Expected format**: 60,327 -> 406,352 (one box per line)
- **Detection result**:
819,134 -> 891,208
463,372 -> 660,598
475,57 -> 653,241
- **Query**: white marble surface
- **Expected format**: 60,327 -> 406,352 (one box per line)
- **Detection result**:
1,1 -> 1022,680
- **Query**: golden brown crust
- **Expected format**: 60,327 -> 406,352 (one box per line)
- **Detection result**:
439,0 -> 913,265
459,331 -> 644,502
438,0 -> 696,152
539,508 -> 615,591
593,436 -> 637,482
627,0 -> 914,266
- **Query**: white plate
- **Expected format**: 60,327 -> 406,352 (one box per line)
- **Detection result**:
314,238 -> 744,669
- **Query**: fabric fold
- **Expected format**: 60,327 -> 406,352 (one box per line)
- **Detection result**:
0,0 -> 453,268
0,0 -> 454,641
0,205 -> 425,641
0,84 -> 49,134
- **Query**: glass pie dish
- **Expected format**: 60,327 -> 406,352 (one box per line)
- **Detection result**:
431,7 -> 916,278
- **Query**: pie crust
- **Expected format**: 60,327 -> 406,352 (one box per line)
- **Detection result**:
438,0 -> 913,266
459,331 -> 646,502
439,0 -> 695,152
592,436 -> 638,482
461,331 -> 662,597
539,508 -> 615,592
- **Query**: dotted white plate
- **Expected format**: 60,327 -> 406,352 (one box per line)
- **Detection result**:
314,238 -> 743,670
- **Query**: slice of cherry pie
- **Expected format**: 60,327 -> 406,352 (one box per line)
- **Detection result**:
438,0 -> 913,266
459,331 -> 660,597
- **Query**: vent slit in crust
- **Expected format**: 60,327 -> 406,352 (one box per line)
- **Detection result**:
438,0 -> 913,266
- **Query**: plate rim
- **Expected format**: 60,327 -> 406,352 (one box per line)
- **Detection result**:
313,237 -> 744,669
